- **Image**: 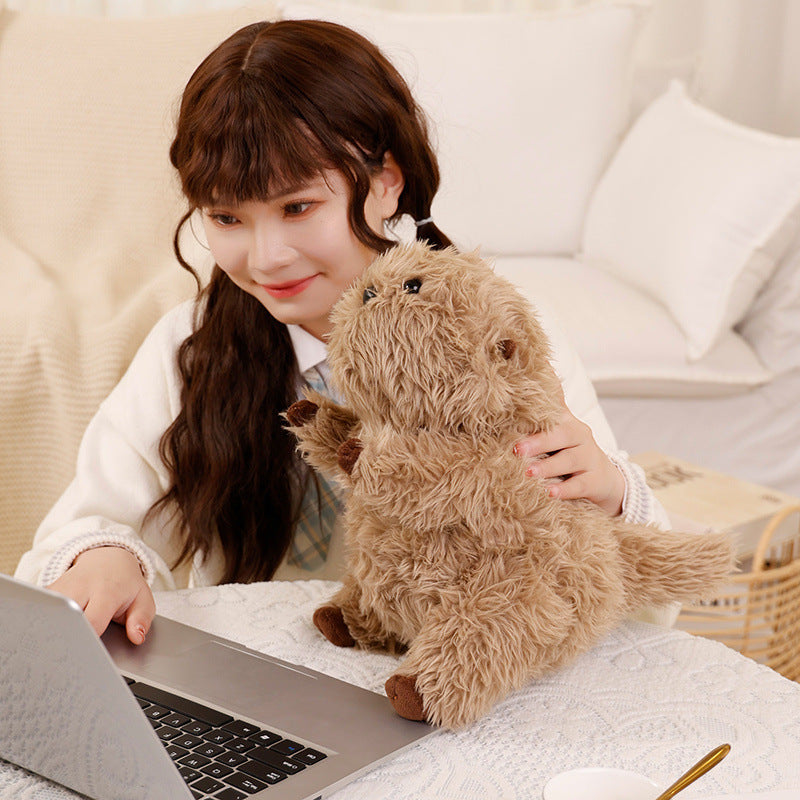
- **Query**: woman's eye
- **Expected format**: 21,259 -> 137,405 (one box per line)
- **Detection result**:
210,213 -> 239,227
284,201 -> 313,216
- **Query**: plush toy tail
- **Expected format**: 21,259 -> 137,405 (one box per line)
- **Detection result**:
615,524 -> 736,610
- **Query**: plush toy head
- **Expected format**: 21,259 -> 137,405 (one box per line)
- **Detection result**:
326,242 -> 564,436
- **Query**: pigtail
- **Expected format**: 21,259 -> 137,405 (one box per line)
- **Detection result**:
414,216 -> 453,251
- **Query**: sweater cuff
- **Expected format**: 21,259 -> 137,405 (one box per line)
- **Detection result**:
607,451 -> 657,527
38,532 -> 158,588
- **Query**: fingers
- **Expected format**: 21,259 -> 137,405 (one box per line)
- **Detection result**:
547,473 -> 589,501
514,410 -> 587,461
123,586 -> 156,645
524,446 -> 580,481
47,546 -> 154,644
513,410 -> 625,515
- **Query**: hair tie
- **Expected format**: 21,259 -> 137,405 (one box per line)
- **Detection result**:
414,216 -> 434,227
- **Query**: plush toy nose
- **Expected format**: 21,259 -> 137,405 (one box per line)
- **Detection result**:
363,286 -> 378,304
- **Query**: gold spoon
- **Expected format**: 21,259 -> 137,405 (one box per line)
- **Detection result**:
654,743 -> 731,800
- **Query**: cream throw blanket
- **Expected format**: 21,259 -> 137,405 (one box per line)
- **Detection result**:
0,3 -> 278,573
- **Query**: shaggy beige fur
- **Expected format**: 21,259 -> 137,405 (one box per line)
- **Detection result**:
286,242 -> 734,729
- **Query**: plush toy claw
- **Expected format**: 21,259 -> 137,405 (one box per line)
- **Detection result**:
285,399 -> 319,426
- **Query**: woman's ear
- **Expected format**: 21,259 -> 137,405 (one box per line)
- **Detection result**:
372,151 -> 405,220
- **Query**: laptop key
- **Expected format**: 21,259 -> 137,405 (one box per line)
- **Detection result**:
201,762 -> 233,780
178,753 -> 211,770
240,759 -> 287,785
293,747 -> 327,765
173,734 -> 204,750
203,729 -> 235,745
166,745 -> 189,761
129,682 -> 233,727
215,751 -> 248,768
178,766 -> 203,783
162,712 -> 192,728
214,789 -> 247,800
270,738 -> 304,756
196,742 -> 227,759
224,773 -> 268,794
144,704 -> 171,720
222,720 -> 260,738
183,720 -> 212,736
225,737 -> 257,754
192,776 -> 225,794
156,726 -> 183,742
247,729 -> 281,747
249,746 -> 305,775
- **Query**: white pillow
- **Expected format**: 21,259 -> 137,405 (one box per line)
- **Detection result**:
493,255 -> 773,398
582,80 -> 800,361
737,226 -> 800,374
279,0 -> 647,256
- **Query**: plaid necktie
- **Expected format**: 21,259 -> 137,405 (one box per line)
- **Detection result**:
287,366 -> 345,570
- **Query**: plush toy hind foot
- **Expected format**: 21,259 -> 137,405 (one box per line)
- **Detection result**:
312,605 -> 355,648
385,674 -> 425,722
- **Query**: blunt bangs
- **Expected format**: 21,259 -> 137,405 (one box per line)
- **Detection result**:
175,75 -> 333,208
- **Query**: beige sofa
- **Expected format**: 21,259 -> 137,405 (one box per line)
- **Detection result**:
3,1 -> 799,576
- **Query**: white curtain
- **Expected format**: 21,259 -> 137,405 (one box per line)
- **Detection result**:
4,0 -> 799,135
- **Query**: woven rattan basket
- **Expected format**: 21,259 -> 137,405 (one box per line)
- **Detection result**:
677,504 -> 800,681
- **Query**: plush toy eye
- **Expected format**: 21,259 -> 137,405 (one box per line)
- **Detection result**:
403,278 -> 422,294
363,286 -> 378,304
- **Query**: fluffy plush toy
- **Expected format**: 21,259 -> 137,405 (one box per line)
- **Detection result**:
285,242 -> 733,729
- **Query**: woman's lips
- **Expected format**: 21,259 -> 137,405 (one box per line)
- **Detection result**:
261,274 -> 317,298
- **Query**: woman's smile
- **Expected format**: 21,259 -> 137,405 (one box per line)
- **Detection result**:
261,274 -> 318,298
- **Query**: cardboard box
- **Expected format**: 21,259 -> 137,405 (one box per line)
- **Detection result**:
631,451 -> 800,561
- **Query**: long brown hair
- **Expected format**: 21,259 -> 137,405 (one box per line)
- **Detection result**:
153,19 -> 452,583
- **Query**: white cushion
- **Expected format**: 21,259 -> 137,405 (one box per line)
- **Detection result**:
582,80 -> 800,361
737,227 -> 800,374
279,0 -> 647,256
493,255 -> 773,398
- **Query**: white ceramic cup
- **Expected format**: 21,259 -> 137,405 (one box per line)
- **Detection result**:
543,767 -> 661,800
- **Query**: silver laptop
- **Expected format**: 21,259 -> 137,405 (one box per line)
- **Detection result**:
0,573 -> 432,800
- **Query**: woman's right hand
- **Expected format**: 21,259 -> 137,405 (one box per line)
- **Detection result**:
47,546 -> 156,644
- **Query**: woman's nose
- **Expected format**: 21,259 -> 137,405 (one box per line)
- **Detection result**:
249,225 -> 294,274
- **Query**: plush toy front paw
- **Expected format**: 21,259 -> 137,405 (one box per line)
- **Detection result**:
385,674 -> 426,722
286,399 -> 319,426
313,605 -> 356,647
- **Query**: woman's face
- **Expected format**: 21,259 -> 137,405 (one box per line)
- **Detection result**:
201,161 -> 404,340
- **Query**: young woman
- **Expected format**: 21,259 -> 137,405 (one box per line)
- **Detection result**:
15,19 -> 668,644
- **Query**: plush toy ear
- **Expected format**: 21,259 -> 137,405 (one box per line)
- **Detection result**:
497,339 -> 516,360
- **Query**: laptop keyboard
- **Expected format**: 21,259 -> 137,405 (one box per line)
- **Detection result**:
125,678 -> 327,799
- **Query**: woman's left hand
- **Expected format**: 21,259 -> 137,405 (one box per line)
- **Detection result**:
514,405 -> 625,517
